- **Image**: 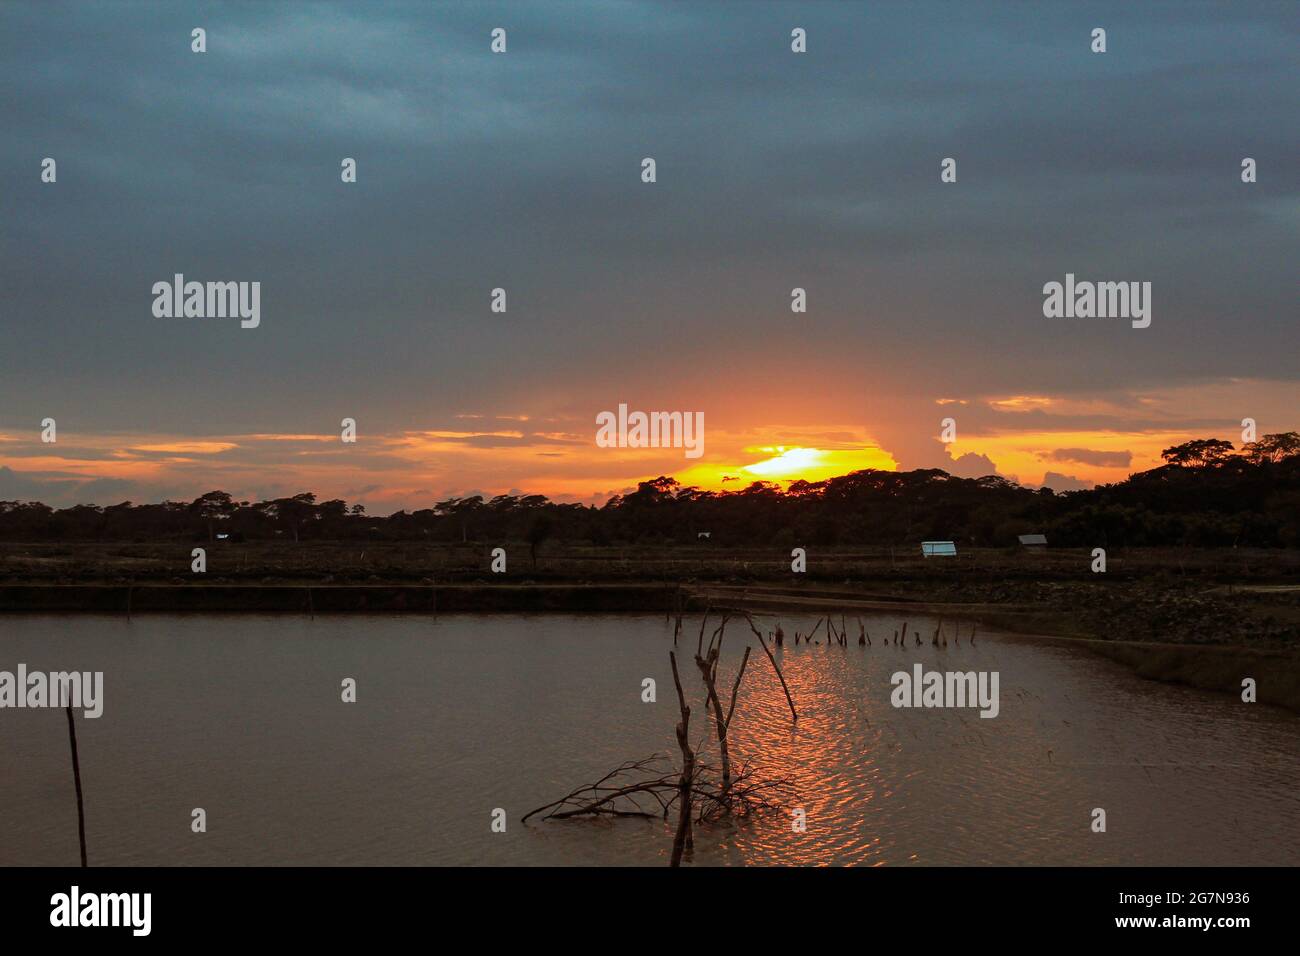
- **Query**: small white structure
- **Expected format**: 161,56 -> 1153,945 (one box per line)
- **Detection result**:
697,532 -> 711,539
1018,533 -> 1047,547
921,541 -> 957,557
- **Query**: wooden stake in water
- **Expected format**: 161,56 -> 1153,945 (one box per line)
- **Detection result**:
65,704 -> 87,867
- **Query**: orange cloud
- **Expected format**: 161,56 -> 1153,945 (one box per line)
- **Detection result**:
129,441 -> 238,454
0,377 -> 1294,510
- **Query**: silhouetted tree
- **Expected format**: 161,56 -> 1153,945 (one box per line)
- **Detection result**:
1244,432 -> 1300,464
190,491 -> 236,541
1161,438 -> 1235,467
1,436 -> 1297,548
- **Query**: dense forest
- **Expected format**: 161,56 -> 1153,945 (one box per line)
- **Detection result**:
2,434 -> 1298,548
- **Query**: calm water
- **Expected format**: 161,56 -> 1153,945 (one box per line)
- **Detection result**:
2,613 -> 1298,866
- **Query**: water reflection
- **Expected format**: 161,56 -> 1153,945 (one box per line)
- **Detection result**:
1,614 -> 1297,866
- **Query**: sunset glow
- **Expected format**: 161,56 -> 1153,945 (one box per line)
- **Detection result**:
735,445 -> 898,484
3,376 -> 1295,511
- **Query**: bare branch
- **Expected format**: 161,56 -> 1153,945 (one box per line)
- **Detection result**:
724,645 -> 752,732
743,612 -> 798,722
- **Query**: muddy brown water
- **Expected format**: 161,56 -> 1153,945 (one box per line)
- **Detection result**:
2,613 -> 1297,865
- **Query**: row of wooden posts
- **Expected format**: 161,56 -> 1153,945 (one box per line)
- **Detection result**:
778,615 -> 976,648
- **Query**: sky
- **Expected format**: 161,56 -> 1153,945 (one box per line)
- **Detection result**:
1,1 -> 1296,512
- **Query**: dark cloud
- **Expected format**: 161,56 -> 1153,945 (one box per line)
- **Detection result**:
1047,447 -> 1133,468
0,0 -> 1294,469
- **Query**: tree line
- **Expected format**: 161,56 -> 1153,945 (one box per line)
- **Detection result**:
1,433 -> 1297,548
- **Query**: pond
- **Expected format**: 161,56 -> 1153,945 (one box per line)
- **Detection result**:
2,613 -> 1297,866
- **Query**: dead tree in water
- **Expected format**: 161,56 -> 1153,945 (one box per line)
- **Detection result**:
525,614 -> 791,865
669,651 -> 694,864
694,634 -> 750,798
693,612 -> 739,796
